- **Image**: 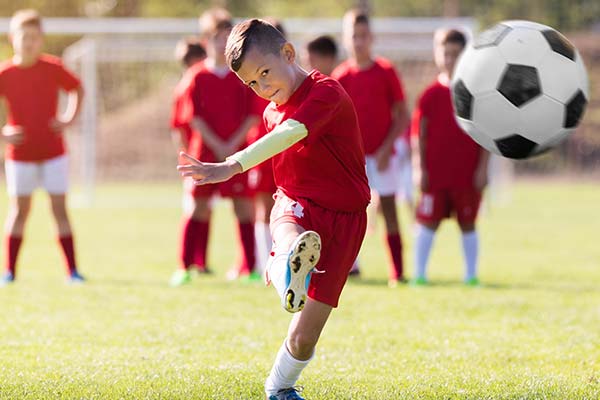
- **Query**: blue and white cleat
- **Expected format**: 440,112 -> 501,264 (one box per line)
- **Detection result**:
68,271 -> 86,284
0,271 -> 15,287
282,231 -> 321,313
268,387 -> 305,400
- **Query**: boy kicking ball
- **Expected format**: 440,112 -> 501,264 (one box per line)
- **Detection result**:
178,19 -> 370,400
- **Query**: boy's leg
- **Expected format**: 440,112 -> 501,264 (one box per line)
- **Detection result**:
172,196 -> 211,286
380,195 -> 404,282
265,298 -> 332,397
414,222 -> 438,283
459,223 -> 479,284
4,159 -> 37,281
4,196 -> 32,280
49,194 -> 81,278
454,189 -> 483,285
255,192 -> 274,276
232,197 -> 256,276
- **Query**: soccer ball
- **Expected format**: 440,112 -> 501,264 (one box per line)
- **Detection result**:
451,20 -> 589,159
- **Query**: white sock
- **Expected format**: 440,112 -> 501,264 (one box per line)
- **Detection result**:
461,230 -> 479,281
415,224 -> 436,280
265,341 -> 313,395
255,222 -> 272,275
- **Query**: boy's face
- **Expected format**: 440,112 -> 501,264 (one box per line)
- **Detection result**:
345,22 -> 372,60
307,52 -> 336,76
11,24 -> 43,61
208,28 -> 231,58
434,41 -> 464,77
235,43 -> 297,105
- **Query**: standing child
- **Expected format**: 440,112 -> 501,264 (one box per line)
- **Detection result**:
178,19 -> 370,400
169,8 -> 259,286
332,9 -> 410,286
169,37 -> 208,278
305,35 -> 338,76
412,29 -> 490,286
0,9 -> 85,285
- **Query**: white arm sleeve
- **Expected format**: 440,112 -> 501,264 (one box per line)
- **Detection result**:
227,119 -> 308,172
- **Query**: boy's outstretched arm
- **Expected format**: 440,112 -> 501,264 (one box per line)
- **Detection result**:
178,119 -> 307,185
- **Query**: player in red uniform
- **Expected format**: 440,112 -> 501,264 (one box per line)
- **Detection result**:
178,19 -> 369,400
332,9 -> 410,286
412,29 -> 490,286
170,37 -> 207,277
0,9 -> 85,285
169,8 -> 259,286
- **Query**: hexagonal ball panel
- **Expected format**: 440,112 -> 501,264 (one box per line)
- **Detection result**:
497,64 -> 541,107
454,118 -> 499,155
497,28 -> 550,66
472,91 -> 521,140
542,30 -> 575,61
452,80 -> 473,120
473,23 -> 512,49
494,134 -> 538,159
564,90 -> 588,128
519,95 -> 564,144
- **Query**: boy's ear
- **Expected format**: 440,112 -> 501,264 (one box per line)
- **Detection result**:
281,42 -> 296,64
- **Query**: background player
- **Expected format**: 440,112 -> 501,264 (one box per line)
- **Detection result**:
332,9 -> 410,286
0,9 -> 85,285
169,37 -> 208,278
178,19 -> 370,400
305,35 -> 338,76
412,28 -> 490,286
169,8 -> 259,286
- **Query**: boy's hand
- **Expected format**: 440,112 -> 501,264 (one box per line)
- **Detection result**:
375,146 -> 392,171
49,118 -> 70,133
2,125 -> 25,145
177,152 -> 242,185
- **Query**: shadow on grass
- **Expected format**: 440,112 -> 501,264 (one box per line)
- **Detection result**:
345,277 -> 600,293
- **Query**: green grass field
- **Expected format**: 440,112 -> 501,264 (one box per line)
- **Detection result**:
0,181 -> 598,399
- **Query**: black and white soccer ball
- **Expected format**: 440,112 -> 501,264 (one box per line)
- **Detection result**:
451,20 -> 589,159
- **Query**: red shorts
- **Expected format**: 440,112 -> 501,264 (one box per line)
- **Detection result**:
270,190 -> 367,308
248,161 -> 276,194
190,171 -> 253,198
416,187 -> 482,225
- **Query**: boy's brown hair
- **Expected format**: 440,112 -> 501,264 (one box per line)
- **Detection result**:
10,9 -> 42,34
263,17 -> 287,39
225,19 -> 287,72
307,35 -> 338,58
199,7 -> 233,39
175,37 -> 207,67
435,28 -> 467,49
343,8 -> 370,28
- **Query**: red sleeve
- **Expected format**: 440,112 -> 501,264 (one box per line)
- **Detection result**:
56,62 -> 81,91
190,75 -> 204,119
417,87 -> 433,119
289,84 -> 339,145
385,65 -> 405,103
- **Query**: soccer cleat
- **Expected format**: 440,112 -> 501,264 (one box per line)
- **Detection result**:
409,276 -> 429,287
267,387 -> 305,400
0,271 -> 15,287
169,269 -> 191,287
282,231 -> 321,313
68,271 -> 86,284
465,277 -> 481,287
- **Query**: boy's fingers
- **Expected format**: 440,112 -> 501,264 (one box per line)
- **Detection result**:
179,152 -> 201,164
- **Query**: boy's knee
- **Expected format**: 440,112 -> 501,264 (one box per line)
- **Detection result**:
287,331 -> 317,360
